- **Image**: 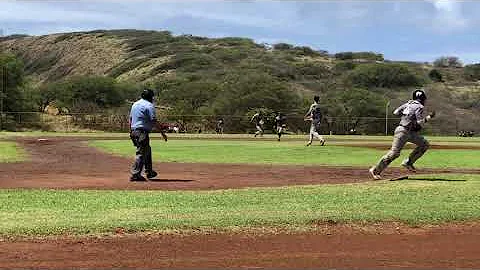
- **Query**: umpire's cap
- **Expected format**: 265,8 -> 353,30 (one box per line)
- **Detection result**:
141,88 -> 155,102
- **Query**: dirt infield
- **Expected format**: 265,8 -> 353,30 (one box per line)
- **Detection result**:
2,222 -> 480,269
1,137 -> 479,268
1,137 -> 479,190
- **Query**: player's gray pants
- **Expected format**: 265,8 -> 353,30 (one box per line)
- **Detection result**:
130,129 -> 153,176
255,125 -> 264,136
309,121 -> 324,142
372,126 -> 429,174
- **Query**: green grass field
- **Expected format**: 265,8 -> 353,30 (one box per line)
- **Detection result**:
0,142 -> 26,163
1,133 -> 479,237
0,174 -> 479,236
90,139 -> 480,169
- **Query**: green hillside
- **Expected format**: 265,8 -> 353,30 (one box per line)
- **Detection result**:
1,29 -> 479,135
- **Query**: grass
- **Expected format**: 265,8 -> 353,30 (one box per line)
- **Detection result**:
90,139 -> 480,169
0,142 -> 26,162
0,174 -> 479,236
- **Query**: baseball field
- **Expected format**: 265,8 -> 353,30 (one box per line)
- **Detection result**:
0,132 -> 479,268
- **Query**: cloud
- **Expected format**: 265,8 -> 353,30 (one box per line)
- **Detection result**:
425,0 -> 468,30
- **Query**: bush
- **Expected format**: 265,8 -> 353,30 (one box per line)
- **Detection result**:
464,63 -> 480,81
43,76 -> 128,113
335,51 -> 383,61
348,63 -> 424,88
429,69 -> 444,82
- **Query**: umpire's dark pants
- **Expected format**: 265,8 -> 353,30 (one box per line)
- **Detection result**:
130,129 -> 153,176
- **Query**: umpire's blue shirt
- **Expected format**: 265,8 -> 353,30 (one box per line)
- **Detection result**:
130,99 -> 156,132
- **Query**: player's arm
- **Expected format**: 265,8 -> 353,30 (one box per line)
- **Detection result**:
393,104 -> 406,116
251,113 -> 257,122
148,105 -> 168,141
415,107 -> 435,125
304,104 -> 314,119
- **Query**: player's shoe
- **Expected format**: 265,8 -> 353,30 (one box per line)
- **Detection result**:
401,162 -> 417,173
146,170 -> 158,179
306,141 -> 312,146
130,174 -> 147,182
369,167 -> 382,180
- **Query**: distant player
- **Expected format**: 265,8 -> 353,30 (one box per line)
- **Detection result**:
216,118 -> 224,134
304,95 -> 325,146
251,112 -> 265,137
275,112 -> 287,141
369,89 -> 436,180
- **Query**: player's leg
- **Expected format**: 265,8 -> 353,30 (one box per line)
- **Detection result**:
130,130 -> 147,181
143,133 -> 157,179
307,124 -> 315,146
370,126 -> 408,178
255,125 -> 261,137
314,122 -> 325,145
402,132 -> 430,172
307,122 -> 324,146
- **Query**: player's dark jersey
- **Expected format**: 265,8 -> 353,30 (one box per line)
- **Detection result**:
311,104 -> 322,121
252,113 -> 264,125
275,115 -> 287,127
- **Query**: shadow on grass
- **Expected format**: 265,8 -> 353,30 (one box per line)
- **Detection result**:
409,178 -> 467,182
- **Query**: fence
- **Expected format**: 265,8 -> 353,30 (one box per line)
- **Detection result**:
0,112 -> 478,136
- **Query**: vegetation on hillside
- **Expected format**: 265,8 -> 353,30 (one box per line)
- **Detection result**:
1,29 -> 479,134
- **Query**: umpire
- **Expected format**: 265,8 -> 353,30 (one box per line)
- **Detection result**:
129,89 -> 162,181
369,89 -> 435,180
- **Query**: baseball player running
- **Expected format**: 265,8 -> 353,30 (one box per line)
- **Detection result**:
251,112 -> 265,137
275,112 -> 287,141
305,95 -> 325,146
369,89 -> 436,180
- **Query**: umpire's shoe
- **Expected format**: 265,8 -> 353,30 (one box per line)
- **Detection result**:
130,174 -> 147,182
146,170 -> 158,179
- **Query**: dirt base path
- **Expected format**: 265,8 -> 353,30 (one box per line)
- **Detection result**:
1,223 -> 480,269
0,137 -> 479,190
1,137 -> 480,269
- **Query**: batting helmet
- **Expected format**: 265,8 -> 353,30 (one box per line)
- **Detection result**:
412,88 -> 427,105
141,89 -> 155,102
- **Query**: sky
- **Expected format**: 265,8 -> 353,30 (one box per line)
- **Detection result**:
1,0 -> 480,64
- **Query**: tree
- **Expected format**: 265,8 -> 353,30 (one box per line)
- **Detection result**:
321,88 -> 386,134
348,63 -> 424,88
0,53 -> 30,112
433,56 -> 463,68
273,43 -> 294,51
428,69 -> 443,82
44,76 -> 127,113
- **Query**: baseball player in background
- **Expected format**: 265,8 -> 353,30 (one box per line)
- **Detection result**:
129,89 -> 167,181
305,95 -> 326,146
216,118 -> 224,134
369,89 -> 436,180
275,112 -> 287,141
251,112 -> 265,137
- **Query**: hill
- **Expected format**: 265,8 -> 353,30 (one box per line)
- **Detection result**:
1,29 -> 479,135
